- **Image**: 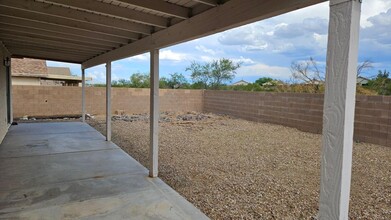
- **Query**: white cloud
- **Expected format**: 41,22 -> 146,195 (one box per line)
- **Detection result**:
313,33 -> 328,49
273,2 -> 329,23
196,55 -> 254,65
273,0 -> 391,28
46,61 -> 81,76
361,0 -> 391,27
200,55 -> 214,62
160,50 -> 189,61
232,56 -> 255,65
195,45 -> 218,55
46,61 -> 80,68
126,50 -> 190,62
243,44 -> 268,51
86,70 -> 105,82
217,16 -> 329,57
218,23 -> 270,50
237,63 -> 291,79
127,53 -> 149,61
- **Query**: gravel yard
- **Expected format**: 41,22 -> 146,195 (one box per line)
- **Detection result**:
88,112 -> 391,219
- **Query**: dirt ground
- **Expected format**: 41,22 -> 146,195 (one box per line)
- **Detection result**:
88,112 -> 391,220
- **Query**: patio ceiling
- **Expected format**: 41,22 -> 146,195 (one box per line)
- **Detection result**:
0,0 -> 326,67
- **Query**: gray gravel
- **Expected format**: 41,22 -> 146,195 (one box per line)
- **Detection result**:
88,112 -> 391,220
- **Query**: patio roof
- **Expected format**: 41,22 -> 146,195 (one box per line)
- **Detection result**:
0,0 -> 326,67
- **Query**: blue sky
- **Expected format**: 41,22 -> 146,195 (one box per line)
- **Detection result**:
47,0 -> 391,84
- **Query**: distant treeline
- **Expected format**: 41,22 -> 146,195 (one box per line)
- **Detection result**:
93,58 -> 391,96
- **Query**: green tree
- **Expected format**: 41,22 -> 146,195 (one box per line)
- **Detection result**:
112,79 -> 131,87
186,58 -> 241,89
255,77 -> 274,86
159,77 -> 170,89
130,72 -> 150,88
186,61 -> 210,89
166,73 -> 188,89
368,70 -> 391,95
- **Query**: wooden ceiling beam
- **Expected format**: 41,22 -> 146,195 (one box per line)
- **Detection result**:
10,49 -> 90,63
192,0 -> 218,7
1,39 -> 106,54
0,28 -> 120,49
114,0 -> 189,19
0,16 -> 133,44
7,45 -> 97,57
0,33 -> 114,51
44,0 -> 168,28
11,53 -> 83,64
0,0 -> 150,36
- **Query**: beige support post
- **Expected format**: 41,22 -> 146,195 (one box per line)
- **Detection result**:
319,0 -> 362,219
106,62 -> 112,141
81,68 -> 86,123
149,49 -> 159,178
8,57 -> 13,124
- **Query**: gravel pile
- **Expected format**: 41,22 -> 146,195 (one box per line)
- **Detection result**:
88,112 -> 391,219
112,111 -> 212,123
112,113 -> 149,122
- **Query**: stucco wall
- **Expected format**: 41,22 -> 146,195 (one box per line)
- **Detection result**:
0,44 -> 10,143
12,77 -> 41,86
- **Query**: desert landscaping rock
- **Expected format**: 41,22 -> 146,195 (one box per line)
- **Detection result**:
112,112 -> 212,123
88,112 -> 391,220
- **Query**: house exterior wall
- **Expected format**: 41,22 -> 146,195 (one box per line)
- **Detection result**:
12,77 -> 41,86
12,77 -> 81,86
0,44 -> 10,143
12,86 -> 204,118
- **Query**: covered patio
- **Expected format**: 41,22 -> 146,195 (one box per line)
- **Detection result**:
0,0 -> 363,219
0,122 -> 208,219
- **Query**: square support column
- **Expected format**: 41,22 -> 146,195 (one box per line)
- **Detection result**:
81,68 -> 86,123
149,49 -> 159,178
106,62 -> 112,142
7,57 -> 13,124
319,0 -> 361,219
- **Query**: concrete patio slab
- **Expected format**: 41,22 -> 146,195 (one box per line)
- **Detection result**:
0,122 -> 208,220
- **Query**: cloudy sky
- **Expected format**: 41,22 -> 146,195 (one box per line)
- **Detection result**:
48,0 -> 391,84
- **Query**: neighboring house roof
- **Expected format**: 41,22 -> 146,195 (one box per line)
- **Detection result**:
47,67 -> 71,76
357,76 -> 369,85
11,58 -> 91,81
232,80 -> 249,86
12,58 -> 47,77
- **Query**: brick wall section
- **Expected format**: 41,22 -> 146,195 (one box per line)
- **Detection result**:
204,90 -> 391,147
13,86 -> 203,118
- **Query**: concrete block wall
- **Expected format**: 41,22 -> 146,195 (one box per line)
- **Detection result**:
354,95 -> 391,147
13,86 -> 203,118
204,90 -> 391,147
12,86 -> 391,147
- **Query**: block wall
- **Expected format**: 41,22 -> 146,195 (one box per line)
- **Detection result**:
204,90 -> 391,147
12,87 -> 391,147
13,86 -> 203,118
